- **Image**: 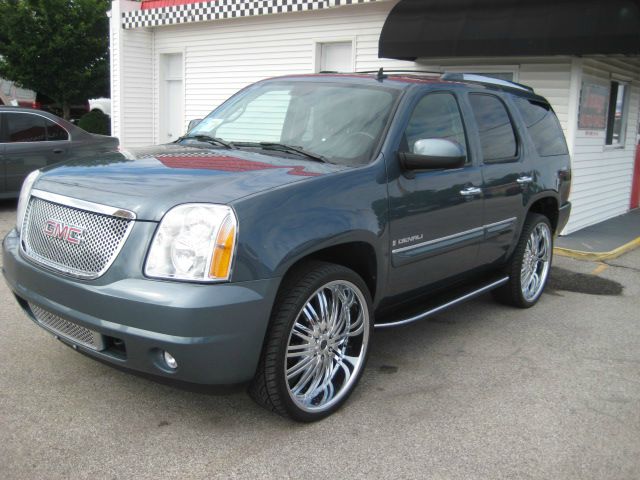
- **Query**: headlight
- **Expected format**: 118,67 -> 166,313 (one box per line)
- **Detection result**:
145,204 -> 238,282
16,170 -> 41,234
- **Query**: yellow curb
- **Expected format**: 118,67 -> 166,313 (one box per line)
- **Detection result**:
590,263 -> 609,275
554,236 -> 640,262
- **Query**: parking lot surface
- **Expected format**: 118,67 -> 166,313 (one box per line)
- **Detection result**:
1,200 -> 639,480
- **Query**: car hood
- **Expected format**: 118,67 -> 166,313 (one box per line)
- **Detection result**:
35,144 -> 345,221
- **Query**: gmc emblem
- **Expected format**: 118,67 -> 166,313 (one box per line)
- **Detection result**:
43,219 -> 85,245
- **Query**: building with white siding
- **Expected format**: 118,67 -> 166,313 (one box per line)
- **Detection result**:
109,0 -> 640,234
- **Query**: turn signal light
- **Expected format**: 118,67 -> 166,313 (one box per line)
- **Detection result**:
209,216 -> 236,279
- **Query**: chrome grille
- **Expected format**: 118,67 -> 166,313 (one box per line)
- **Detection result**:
21,192 -> 134,279
29,303 -> 106,351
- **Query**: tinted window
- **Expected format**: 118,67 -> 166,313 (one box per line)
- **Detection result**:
216,90 -> 292,143
513,97 -> 568,156
402,93 -> 467,159
190,82 -> 398,165
7,113 -> 46,143
45,119 -> 69,141
469,94 -> 517,162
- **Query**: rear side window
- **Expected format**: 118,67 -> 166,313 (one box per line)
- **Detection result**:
45,119 -> 69,141
7,112 -> 46,142
513,97 -> 568,157
469,94 -> 518,163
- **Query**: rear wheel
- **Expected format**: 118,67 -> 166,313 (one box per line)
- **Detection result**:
249,261 -> 373,422
493,213 -> 553,308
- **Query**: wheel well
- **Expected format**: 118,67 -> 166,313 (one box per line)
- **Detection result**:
284,242 -> 378,300
528,197 -> 559,232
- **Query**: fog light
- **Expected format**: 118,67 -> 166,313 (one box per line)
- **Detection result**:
163,351 -> 178,369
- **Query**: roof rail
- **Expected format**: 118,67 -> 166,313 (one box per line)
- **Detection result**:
356,68 -> 442,77
441,73 -> 534,93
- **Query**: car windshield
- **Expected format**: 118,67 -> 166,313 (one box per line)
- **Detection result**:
185,80 -> 400,165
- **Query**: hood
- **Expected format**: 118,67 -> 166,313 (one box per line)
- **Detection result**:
35,144 -> 345,221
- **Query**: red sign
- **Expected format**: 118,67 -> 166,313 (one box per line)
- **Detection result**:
578,83 -> 609,130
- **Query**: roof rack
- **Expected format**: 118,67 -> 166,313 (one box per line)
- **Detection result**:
317,69 -> 535,93
441,73 -> 534,93
356,68 -> 442,77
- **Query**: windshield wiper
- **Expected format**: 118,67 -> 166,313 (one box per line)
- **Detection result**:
178,134 -> 235,149
234,142 -> 329,163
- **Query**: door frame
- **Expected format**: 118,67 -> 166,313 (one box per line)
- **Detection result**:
156,48 -> 186,145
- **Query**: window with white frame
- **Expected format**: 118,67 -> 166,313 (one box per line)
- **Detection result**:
317,41 -> 353,73
605,80 -> 629,146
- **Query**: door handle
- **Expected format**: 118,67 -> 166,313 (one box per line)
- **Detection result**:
52,149 -> 64,154
460,187 -> 482,197
517,176 -> 533,184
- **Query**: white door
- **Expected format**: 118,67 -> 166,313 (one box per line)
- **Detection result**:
319,42 -> 353,73
159,53 -> 184,144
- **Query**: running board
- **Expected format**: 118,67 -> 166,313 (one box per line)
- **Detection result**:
374,276 -> 509,329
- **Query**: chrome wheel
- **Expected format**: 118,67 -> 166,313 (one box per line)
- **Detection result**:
520,222 -> 552,302
285,280 -> 370,413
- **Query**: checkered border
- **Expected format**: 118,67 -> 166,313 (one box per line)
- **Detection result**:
122,0 -> 381,29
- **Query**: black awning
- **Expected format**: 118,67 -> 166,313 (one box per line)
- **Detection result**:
379,0 -> 640,60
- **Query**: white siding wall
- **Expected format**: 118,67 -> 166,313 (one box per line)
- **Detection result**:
110,1 -> 153,146
151,0 -> 404,145
566,58 -> 640,233
109,6 -> 121,139
115,0 -> 639,233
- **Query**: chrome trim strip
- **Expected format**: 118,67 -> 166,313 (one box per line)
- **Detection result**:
392,217 -> 518,255
374,276 -> 509,329
484,217 -> 517,232
392,225 -> 484,254
30,189 -> 136,220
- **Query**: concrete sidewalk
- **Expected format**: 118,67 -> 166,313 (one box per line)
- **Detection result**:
556,209 -> 640,260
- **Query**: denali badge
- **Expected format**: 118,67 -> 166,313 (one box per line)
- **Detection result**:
43,219 -> 85,245
392,234 -> 424,247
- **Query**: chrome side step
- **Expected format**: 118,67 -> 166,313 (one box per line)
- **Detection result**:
374,276 -> 509,329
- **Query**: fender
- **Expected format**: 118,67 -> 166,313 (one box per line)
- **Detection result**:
231,158 -> 390,300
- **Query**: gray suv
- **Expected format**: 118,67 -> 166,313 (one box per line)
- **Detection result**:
3,72 -> 571,421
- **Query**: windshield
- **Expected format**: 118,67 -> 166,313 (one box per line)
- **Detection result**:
186,81 -> 400,165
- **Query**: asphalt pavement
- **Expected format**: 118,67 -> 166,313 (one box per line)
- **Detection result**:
1,200 -> 639,480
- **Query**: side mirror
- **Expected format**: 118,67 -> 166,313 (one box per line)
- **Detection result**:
399,138 -> 466,170
187,119 -> 202,132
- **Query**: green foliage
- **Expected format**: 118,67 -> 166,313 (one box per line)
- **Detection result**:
78,109 -> 111,135
0,0 -> 110,119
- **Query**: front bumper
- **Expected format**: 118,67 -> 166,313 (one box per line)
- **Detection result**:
3,229 -> 280,385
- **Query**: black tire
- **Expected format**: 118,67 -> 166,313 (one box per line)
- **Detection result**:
493,213 -> 554,308
249,261 -> 373,422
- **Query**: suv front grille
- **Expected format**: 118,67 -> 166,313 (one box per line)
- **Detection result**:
21,192 -> 135,279
29,303 -> 106,351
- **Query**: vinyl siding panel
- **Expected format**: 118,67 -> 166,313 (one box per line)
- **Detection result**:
115,0 -> 640,234
119,28 -> 153,147
109,10 -> 121,139
151,0 -> 404,144
565,57 -> 640,233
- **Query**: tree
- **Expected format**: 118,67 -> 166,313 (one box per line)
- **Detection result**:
0,0 -> 110,120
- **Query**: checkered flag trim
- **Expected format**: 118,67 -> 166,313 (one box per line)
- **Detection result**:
122,0 -> 381,29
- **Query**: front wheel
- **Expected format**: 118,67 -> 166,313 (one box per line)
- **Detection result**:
493,213 -> 553,308
249,261 -> 373,422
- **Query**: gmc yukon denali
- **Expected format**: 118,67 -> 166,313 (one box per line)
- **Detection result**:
3,72 -> 571,421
